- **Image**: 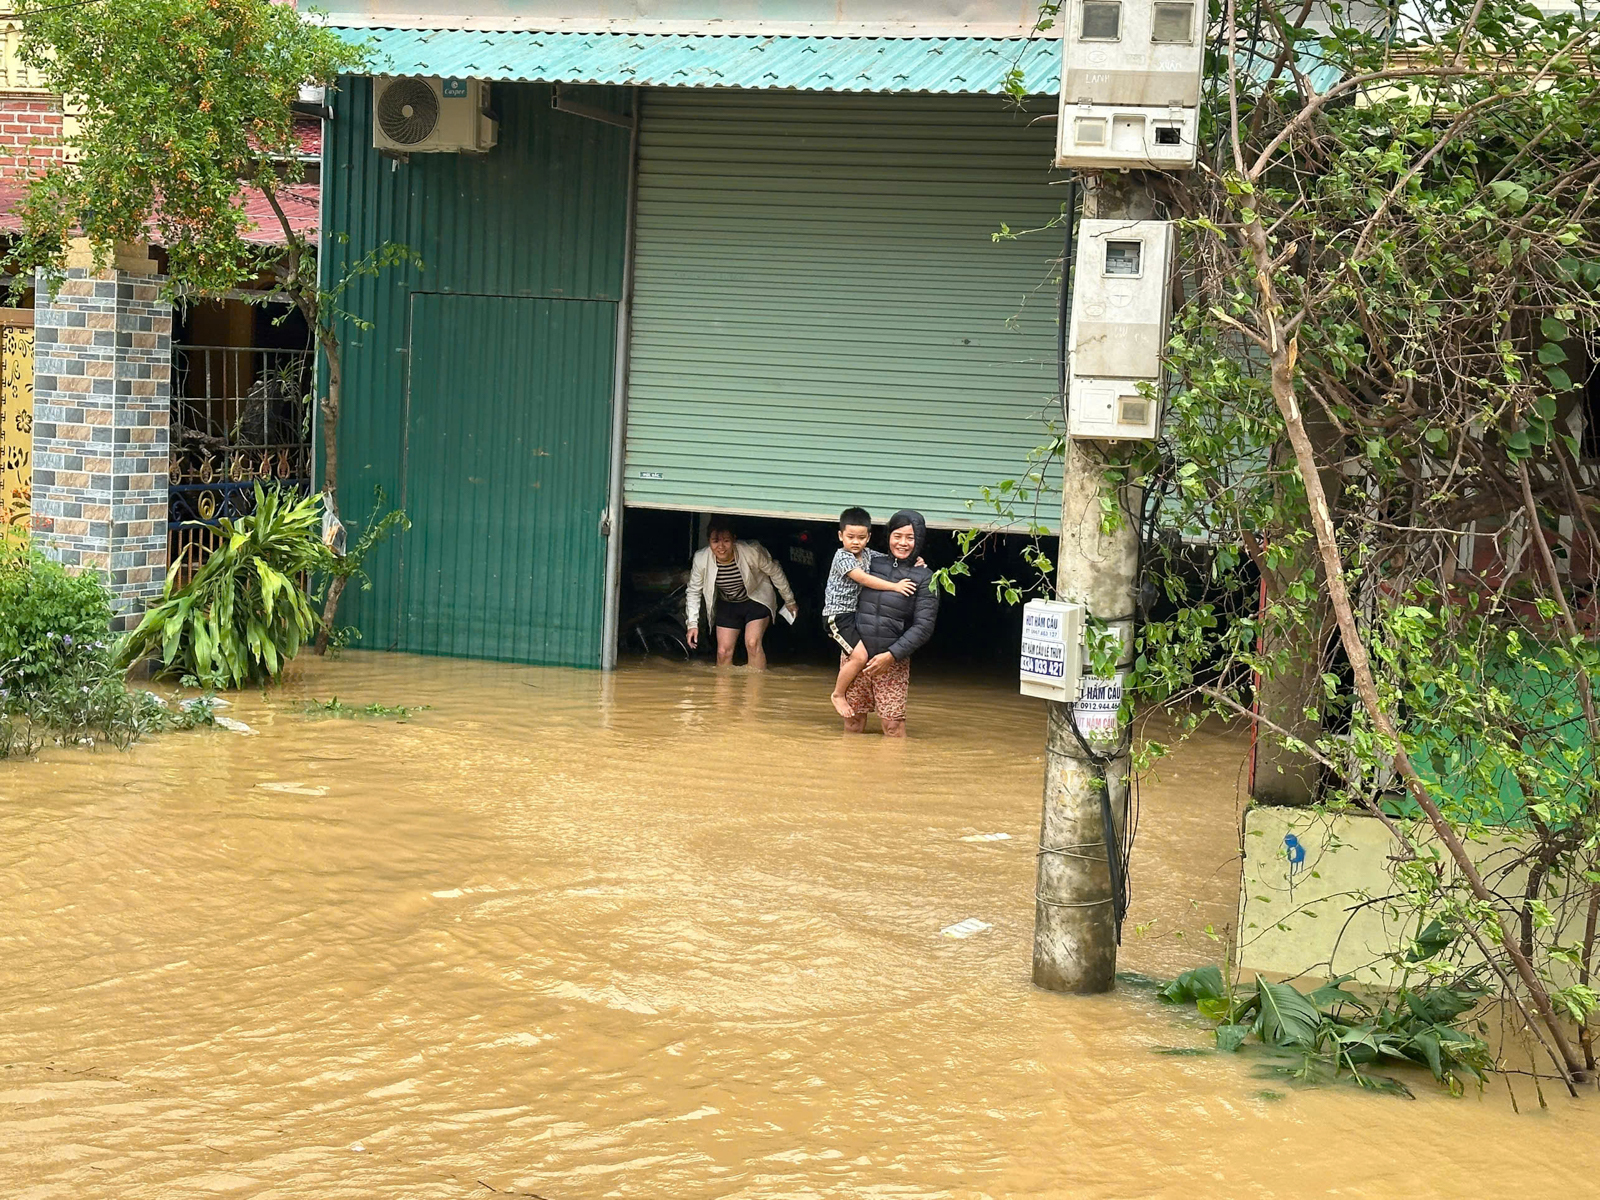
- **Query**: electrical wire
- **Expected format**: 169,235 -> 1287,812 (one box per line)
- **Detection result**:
1056,175 -> 1081,425
1055,428 -> 1175,944
5,0 -> 112,18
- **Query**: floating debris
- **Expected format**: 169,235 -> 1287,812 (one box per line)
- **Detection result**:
941,918 -> 992,939
254,782 -> 328,797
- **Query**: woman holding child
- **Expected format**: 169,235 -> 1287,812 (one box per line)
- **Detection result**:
686,517 -> 797,669
823,508 -> 938,737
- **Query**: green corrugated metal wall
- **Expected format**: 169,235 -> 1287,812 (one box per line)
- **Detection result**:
625,91 -> 1063,531
322,79 -> 631,666
403,295 -> 616,664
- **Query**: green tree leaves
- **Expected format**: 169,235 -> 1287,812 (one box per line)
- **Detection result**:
11,0 -> 366,295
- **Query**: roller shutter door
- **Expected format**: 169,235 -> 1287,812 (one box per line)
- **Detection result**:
626,90 -> 1062,531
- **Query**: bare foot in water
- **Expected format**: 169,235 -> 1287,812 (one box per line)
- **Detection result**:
831,692 -> 853,717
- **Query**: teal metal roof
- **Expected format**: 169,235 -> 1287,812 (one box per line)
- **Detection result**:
334,28 -> 1063,95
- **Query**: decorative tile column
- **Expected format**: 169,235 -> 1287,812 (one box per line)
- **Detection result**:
30,255 -> 172,630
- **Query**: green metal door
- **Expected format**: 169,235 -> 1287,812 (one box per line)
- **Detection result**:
402,294 -> 616,666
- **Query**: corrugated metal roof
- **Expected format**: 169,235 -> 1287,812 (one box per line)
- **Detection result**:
336,28 -> 1062,95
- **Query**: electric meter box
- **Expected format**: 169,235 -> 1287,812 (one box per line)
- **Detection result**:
1068,218 -> 1174,439
1020,599 -> 1085,702
1070,377 -> 1162,439
1055,0 -> 1206,170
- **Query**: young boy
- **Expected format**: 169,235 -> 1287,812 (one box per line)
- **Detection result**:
823,507 -> 916,716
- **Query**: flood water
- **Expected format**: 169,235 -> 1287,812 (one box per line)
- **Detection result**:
1,652 -> 1594,1198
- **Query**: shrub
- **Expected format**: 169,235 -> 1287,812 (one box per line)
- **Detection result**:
0,550 -> 206,759
0,548 -> 115,689
120,483 -> 326,687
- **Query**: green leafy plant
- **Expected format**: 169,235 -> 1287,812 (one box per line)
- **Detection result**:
311,488 -> 412,654
10,0 -> 420,645
0,551 -> 218,758
120,484 -> 326,687
300,697 -> 428,720
1159,966 -> 1492,1097
0,548 -> 116,690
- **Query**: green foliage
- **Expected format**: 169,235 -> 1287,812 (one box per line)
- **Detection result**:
1160,967 -> 1493,1096
0,551 -> 218,758
120,484 -> 327,688
9,0 -> 366,295
118,485 -> 412,686
8,0 -> 414,657
0,549 -> 114,690
311,488 -> 413,652
1129,0 -> 1600,1081
300,697 -> 429,720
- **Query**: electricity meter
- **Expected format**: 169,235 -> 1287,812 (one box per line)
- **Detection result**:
1021,600 -> 1085,701
1055,0 -> 1206,170
1067,218 -> 1175,440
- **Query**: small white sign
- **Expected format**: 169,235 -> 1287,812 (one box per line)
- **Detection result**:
1020,599 -> 1084,701
960,832 -> 1012,843
1074,673 -> 1125,743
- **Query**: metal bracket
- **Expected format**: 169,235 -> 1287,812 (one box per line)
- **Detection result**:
550,86 -> 634,130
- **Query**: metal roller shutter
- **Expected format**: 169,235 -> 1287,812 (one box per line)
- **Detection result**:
626,89 -> 1063,531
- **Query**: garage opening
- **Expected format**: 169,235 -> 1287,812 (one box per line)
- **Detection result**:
616,506 -> 1056,675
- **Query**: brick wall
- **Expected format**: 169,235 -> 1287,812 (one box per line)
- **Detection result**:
0,94 -> 63,182
30,268 -> 172,629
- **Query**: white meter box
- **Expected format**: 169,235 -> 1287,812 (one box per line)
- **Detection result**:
1056,0 -> 1206,170
1020,600 -> 1085,702
1068,218 -> 1174,440
1071,378 -> 1160,439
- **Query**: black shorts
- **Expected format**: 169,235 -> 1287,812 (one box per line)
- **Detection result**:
825,611 -> 861,653
713,596 -> 773,630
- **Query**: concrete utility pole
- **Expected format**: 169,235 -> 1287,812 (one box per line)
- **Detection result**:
1032,175 -> 1156,994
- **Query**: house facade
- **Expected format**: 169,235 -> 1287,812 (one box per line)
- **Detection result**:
315,1 -> 1070,667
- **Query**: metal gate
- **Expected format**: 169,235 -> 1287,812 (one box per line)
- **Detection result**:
169,344 -> 313,578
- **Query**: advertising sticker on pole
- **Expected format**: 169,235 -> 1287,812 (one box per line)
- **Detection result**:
1073,673 -> 1125,745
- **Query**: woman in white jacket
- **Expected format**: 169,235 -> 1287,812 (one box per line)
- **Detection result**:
686,517 -> 798,669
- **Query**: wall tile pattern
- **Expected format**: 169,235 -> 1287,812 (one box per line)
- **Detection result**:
30,269 -> 171,629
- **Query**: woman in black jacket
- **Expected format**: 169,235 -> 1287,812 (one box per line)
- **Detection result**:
843,510 -> 938,736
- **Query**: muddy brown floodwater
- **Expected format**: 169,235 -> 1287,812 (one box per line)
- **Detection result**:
1,653 -> 1595,1198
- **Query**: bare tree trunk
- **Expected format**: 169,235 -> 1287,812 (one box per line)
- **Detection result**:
1253,404 -> 1344,805
312,322 -> 343,655
1581,886 -> 1599,1073
1251,622 -> 1327,804
261,179 -> 347,656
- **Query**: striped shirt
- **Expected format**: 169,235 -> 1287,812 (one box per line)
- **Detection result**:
715,558 -> 748,602
823,547 -> 885,616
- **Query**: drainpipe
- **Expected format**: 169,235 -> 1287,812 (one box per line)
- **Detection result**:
599,89 -> 642,670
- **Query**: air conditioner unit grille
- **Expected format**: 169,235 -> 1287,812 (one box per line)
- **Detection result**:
377,78 -> 440,146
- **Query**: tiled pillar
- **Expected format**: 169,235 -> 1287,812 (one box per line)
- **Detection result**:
30,263 -> 172,630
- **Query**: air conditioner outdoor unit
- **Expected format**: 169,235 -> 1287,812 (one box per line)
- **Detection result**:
372,76 -> 497,154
